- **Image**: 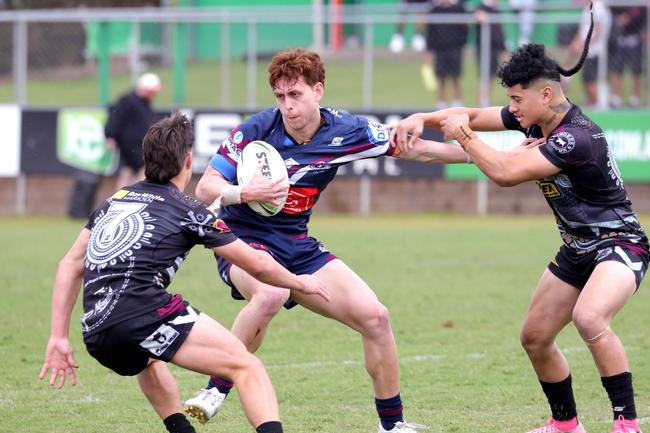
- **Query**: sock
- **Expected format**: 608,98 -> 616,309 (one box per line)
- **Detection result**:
208,376 -> 234,396
256,421 -> 283,433
163,413 -> 196,433
601,372 -> 637,421
540,375 -> 578,422
376,394 -> 404,431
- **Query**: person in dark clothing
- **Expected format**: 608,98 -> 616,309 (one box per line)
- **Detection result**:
39,112 -> 330,433
393,19 -> 649,433
609,6 -> 647,108
425,0 -> 468,108
474,0 -> 507,103
105,72 -> 161,189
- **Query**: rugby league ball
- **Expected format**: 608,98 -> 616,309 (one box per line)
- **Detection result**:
236,140 -> 289,217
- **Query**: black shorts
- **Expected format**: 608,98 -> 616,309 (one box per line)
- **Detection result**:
433,49 -> 463,79
609,44 -> 643,75
548,241 -> 649,290
582,57 -> 600,83
83,294 -> 200,376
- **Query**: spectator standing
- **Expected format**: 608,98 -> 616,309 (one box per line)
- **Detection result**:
474,0 -> 507,104
566,0 -> 611,108
509,0 -> 537,46
609,6 -> 647,109
426,0 -> 468,108
105,72 -> 162,189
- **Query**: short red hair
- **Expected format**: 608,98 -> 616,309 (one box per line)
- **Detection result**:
268,48 -> 326,89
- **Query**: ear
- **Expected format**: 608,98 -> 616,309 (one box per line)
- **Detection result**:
185,151 -> 192,169
541,85 -> 554,105
313,82 -> 324,101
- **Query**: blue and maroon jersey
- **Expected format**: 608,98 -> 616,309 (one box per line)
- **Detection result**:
210,106 -> 395,236
501,104 -> 648,254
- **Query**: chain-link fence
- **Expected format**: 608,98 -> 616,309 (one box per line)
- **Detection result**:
0,1 -> 647,110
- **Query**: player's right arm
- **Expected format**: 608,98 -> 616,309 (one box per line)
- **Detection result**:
212,239 -> 330,302
391,106 -> 506,154
39,228 -> 89,389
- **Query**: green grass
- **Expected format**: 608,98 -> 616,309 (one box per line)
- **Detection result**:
3,55 -> 635,110
1,214 -> 650,432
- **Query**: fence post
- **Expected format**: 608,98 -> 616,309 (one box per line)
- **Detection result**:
129,20 -> 141,86
173,21 -> 187,105
97,21 -> 110,106
12,19 -> 28,106
247,19 -> 257,109
220,17 -> 230,107
362,20 -> 373,110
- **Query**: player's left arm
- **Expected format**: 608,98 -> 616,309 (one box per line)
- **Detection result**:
39,228 -> 89,388
441,114 -> 560,186
395,137 -> 471,164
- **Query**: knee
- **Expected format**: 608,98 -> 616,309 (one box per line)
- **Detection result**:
520,324 -> 554,355
233,352 -> 266,380
358,303 -> 392,337
249,288 -> 288,318
572,307 -> 607,341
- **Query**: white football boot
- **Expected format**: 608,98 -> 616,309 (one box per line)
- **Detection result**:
378,421 -> 429,433
184,388 -> 226,424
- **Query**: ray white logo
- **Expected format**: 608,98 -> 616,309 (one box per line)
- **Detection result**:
87,201 -> 155,269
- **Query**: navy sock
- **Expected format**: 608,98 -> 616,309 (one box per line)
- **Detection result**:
602,372 -> 637,420
163,413 -> 196,433
208,376 -> 234,396
540,375 -> 578,421
376,394 -> 404,431
256,421 -> 283,433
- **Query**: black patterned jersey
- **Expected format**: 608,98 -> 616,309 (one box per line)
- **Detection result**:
501,104 -> 647,253
81,181 -> 237,336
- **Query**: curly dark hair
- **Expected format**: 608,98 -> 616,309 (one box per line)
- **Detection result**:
498,2 -> 594,88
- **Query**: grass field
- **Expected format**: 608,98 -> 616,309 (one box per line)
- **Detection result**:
1,214 -> 649,433
2,55 -> 629,110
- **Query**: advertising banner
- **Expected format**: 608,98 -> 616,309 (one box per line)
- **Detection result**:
57,108 -> 118,175
0,105 -> 20,177
446,110 -> 650,182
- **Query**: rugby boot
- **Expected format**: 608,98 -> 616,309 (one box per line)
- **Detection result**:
378,421 -> 428,433
526,419 -> 587,433
612,415 -> 642,433
183,388 -> 226,424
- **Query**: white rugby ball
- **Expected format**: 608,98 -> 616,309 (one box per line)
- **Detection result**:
236,140 -> 288,217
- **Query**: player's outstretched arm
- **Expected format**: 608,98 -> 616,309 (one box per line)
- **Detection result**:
213,239 -> 330,302
391,106 -> 506,155
440,114 -> 559,186
395,137 -> 471,164
39,229 -> 89,389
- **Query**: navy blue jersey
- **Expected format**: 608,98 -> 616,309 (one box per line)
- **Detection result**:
210,106 -> 394,236
82,181 -> 237,336
501,105 -> 647,253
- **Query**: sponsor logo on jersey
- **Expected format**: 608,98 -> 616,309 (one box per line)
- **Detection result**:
536,180 -> 562,198
283,187 -> 318,214
233,130 -> 244,144
222,136 -> 241,161
596,247 -> 614,261
112,189 -> 129,199
212,218 -> 231,233
329,137 -> 344,147
367,121 -> 389,144
548,131 -> 576,154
